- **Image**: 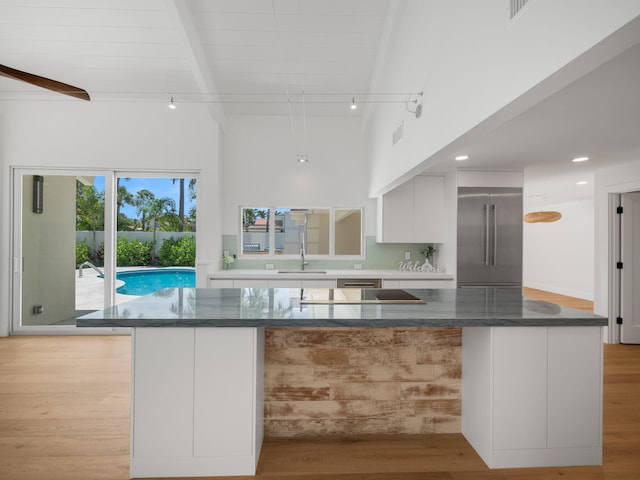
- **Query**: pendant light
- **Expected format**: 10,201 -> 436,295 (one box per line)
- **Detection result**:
523,211 -> 562,223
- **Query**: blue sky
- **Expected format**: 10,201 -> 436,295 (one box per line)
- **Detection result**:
93,177 -> 196,219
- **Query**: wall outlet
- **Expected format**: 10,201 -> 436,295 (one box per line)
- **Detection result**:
404,251 -> 411,260
265,263 -> 274,270
353,263 -> 362,270
33,305 -> 43,315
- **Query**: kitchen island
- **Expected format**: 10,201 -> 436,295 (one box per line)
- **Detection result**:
78,288 -> 607,479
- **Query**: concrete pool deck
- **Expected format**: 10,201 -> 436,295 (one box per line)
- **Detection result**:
76,266 -> 196,311
75,267 -> 150,311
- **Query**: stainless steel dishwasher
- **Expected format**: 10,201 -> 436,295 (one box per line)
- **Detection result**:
336,278 -> 382,289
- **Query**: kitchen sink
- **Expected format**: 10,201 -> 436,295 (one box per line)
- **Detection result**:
277,269 -> 327,274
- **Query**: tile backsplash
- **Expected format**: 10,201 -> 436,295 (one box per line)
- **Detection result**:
222,235 -> 440,271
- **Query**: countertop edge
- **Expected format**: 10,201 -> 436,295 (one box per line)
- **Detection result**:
77,317 -> 608,328
209,269 -> 455,280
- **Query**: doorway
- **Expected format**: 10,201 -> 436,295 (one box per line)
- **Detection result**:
618,191 -> 640,343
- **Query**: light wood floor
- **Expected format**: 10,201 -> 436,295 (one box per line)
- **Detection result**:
1,290 -> 638,480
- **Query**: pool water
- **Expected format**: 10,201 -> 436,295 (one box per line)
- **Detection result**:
116,268 -> 196,296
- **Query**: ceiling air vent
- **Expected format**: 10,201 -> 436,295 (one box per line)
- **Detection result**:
392,122 -> 404,146
509,0 -> 531,21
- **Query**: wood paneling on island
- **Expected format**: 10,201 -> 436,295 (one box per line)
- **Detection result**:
264,327 -> 461,437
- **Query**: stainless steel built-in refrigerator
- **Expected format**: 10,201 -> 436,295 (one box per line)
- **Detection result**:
457,187 -> 523,288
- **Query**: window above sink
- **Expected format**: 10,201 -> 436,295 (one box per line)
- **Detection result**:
240,207 -> 363,258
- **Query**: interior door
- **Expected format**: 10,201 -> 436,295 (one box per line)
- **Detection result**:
621,191 -> 640,344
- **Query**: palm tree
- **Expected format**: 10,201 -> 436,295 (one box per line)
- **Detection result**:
76,181 -> 105,254
147,196 -> 176,263
116,178 -> 134,230
171,177 -> 197,232
171,178 -> 185,232
134,189 -> 155,231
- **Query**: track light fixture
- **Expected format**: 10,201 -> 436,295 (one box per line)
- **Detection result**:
168,96 -> 176,109
350,97 -> 357,110
406,91 -> 423,118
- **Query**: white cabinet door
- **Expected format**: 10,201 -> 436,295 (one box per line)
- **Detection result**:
268,279 -> 302,288
547,326 -> 602,448
378,178 -> 414,243
132,328 -> 195,459
234,279 -> 270,288
194,328 -> 257,457
209,278 -> 234,288
414,175 -> 445,243
302,279 -> 336,288
383,279 -> 454,289
377,175 -> 445,243
492,327 -> 548,450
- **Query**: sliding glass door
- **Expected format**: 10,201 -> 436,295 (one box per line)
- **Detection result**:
12,169 -> 197,333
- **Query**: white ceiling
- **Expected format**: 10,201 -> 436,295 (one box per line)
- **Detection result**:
0,0 -> 390,116
1,0 -> 639,206
424,36 -> 640,207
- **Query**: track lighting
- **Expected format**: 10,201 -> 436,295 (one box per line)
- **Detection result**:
297,154 -> 309,163
168,96 -> 176,109
350,98 -> 357,110
406,91 -> 423,118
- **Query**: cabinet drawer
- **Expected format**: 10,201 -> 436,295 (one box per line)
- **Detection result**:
383,279 -> 454,289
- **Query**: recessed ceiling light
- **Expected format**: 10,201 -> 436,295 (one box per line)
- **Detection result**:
572,156 -> 589,162
576,181 -> 588,185
455,155 -> 469,161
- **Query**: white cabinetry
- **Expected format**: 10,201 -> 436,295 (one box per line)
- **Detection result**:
131,327 -> 264,478
377,175 -> 445,243
462,326 -> 602,468
208,277 -> 336,289
383,279 -> 454,289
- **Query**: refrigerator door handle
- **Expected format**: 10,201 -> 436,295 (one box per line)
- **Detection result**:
492,204 -> 497,266
484,204 -> 490,266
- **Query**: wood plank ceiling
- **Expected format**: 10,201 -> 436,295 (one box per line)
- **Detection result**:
0,0 -> 392,116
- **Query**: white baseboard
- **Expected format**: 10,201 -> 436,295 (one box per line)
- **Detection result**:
523,281 -> 593,301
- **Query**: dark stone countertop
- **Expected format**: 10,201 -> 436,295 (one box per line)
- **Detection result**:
76,287 -> 607,329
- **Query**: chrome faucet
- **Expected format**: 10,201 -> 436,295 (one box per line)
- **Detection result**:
300,231 -> 308,271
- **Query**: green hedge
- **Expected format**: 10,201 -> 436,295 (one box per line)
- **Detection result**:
117,237 -> 153,267
158,235 -> 196,267
75,239 -> 90,267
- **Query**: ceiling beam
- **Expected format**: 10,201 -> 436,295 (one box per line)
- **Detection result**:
165,0 -> 226,131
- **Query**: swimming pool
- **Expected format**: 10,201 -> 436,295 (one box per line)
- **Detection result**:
116,268 -> 196,296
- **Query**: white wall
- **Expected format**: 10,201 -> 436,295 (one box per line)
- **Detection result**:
0,101 -> 221,335
366,0 -> 640,196
221,115 -> 376,236
523,199 -> 594,300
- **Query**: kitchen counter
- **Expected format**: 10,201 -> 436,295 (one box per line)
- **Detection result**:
77,287 -> 605,328
209,269 -> 454,280
78,288 -> 605,478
